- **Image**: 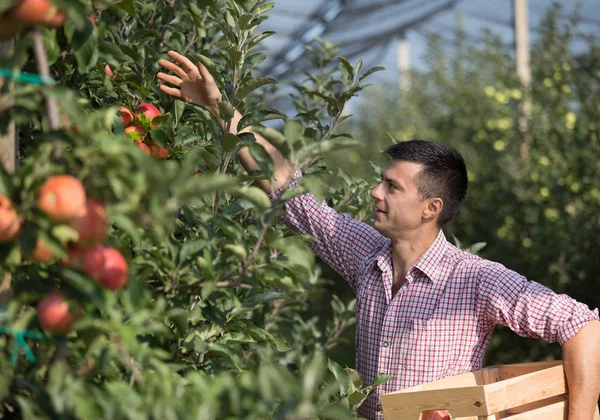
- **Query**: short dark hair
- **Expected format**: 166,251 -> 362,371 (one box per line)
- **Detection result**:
384,140 -> 468,227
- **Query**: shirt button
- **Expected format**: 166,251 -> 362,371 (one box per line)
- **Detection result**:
376,404 -> 382,412
382,341 -> 390,347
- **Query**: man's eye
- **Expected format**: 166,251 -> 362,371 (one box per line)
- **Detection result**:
388,183 -> 396,189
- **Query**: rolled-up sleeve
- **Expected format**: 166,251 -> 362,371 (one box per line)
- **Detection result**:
476,261 -> 599,345
269,170 -> 385,290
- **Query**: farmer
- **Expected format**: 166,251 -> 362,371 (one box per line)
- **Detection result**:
157,50 -> 600,420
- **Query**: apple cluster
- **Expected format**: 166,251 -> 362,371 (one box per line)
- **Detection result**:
0,175 -> 129,334
121,103 -> 169,159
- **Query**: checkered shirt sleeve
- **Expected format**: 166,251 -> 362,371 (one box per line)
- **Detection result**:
477,261 -> 599,345
269,170 -> 385,290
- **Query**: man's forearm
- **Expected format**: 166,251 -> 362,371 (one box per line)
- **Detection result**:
562,320 -> 600,420
226,110 -> 294,193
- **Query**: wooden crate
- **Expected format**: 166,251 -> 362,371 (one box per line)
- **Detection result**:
380,360 -> 600,420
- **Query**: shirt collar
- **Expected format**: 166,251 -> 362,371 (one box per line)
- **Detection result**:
410,230 -> 448,284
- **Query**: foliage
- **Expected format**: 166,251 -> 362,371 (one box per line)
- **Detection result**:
0,0 -> 388,418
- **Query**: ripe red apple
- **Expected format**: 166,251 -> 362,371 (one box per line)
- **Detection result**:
134,140 -> 151,155
0,194 -> 21,242
11,0 -> 65,27
38,175 -> 87,222
45,10 -> 66,28
38,292 -> 79,334
69,199 -> 108,246
135,103 -> 161,127
105,63 -> 116,79
422,410 -> 451,420
97,247 -> 128,291
149,141 -> 169,159
120,107 -> 134,128
64,244 -> 105,281
125,125 -> 145,140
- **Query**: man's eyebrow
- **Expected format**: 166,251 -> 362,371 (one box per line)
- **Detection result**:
382,174 -> 404,188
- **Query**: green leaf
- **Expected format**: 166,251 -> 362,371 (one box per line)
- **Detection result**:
338,56 -> 354,80
235,78 -> 277,102
304,89 -> 337,109
232,186 -> 271,210
359,66 -> 385,82
111,215 -> 142,248
296,137 -> 359,163
173,100 -> 185,127
371,374 -> 394,387
221,133 -> 239,152
237,110 -> 285,131
64,20 -> 99,73
328,359 -> 350,394
254,2 -> 274,15
178,239 -> 209,264
347,391 -> 367,411
42,29 -> 60,66
248,31 -> 275,49
272,236 -> 314,271
218,101 -> 235,121
51,225 -> 79,244
99,40 -> 129,62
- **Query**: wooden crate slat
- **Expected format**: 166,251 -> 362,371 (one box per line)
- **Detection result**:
499,398 -> 567,420
381,385 -> 489,419
496,361 -> 562,381
501,395 -> 566,416
483,364 -> 567,414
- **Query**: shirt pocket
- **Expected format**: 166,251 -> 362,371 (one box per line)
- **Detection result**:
399,318 -> 458,383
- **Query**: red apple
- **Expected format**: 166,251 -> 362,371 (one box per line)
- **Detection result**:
105,63 -> 116,79
120,107 -> 134,128
97,247 -> 128,291
64,244 -> 105,281
149,141 -> 169,159
38,292 -> 79,334
125,125 -> 145,140
69,199 -> 108,246
134,141 -> 150,155
422,410 -> 451,420
135,103 -> 161,127
11,0 -> 64,27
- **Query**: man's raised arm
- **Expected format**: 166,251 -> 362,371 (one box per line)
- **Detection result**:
157,50 -> 293,193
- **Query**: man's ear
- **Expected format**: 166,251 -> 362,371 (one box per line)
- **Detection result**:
423,197 -> 443,221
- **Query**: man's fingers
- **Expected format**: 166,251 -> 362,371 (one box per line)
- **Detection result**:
167,50 -> 198,74
158,59 -> 187,79
157,72 -> 182,86
159,84 -> 183,99
197,62 -> 215,84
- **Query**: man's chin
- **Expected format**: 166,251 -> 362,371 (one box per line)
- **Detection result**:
372,222 -> 392,238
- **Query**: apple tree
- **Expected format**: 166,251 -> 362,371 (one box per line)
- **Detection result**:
0,0 -> 388,418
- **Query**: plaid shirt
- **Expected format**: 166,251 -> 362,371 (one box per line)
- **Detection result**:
270,173 -> 599,420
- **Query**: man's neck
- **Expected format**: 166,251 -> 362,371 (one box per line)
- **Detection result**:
390,228 -> 440,294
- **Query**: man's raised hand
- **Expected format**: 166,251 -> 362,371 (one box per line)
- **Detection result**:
157,50 -> 222,115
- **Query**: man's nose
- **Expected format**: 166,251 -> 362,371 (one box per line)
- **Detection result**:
370,183 -> 383,200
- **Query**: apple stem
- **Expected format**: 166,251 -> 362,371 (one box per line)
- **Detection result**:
31,27 -> 61,131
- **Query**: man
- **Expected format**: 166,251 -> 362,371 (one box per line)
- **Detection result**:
157,50 -> 600,420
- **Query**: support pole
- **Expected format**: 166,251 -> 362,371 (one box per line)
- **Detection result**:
398,32 -> 410,92
514,0 -> 532,160
0,38 -> 16,307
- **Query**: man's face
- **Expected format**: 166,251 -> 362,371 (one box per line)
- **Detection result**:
370,160 -> 429,238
